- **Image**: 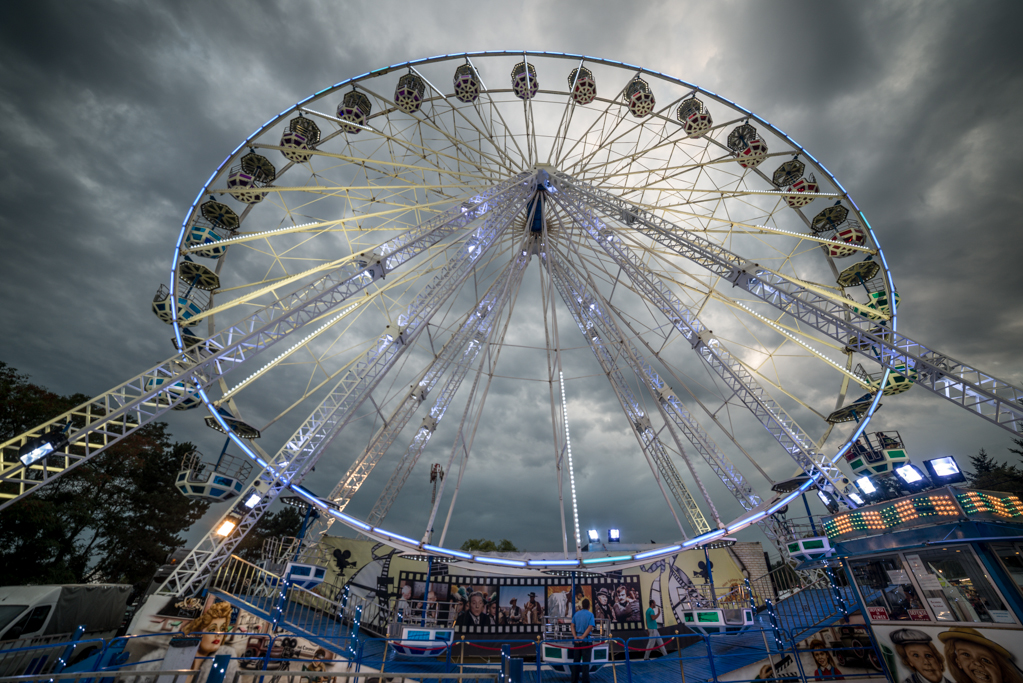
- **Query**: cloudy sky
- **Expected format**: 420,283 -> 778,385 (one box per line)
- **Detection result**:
2,1 -> 1022,559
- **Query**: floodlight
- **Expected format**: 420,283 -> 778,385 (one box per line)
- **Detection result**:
894,464 -> 927,485
18,428 -> 70,466
923,456 -> 967,484
242,492 -> 261,509
215,516 -> 241,537
816,489 -> 839,514
608,528 -> 621,542
848,491 -> 865,506
587,529 -> 600,543
856,476 -> 878,494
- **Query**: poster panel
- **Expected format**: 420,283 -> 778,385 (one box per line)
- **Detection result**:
872,623 -> 1023,683
718,624 -> 886,682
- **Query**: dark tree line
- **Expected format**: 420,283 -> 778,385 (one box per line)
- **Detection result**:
0,362 -> 300,601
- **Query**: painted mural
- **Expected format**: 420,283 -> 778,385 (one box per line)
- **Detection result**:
718,623 -> 887,683
872,624 -> 1023,683
315,535 -> 750,632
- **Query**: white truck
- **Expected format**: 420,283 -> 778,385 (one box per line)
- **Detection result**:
0,584 -> 131,643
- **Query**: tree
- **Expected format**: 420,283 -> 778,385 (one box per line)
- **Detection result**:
0,362 -> 210,601
966,446 -> 1023,497
460,538 -> 518,552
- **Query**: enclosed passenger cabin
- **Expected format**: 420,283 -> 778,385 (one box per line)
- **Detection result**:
152,283 -> 209,325
511,61 -> 538,100
394,71 -> 426,113
844,431 -> 910,477
226,152 -> 276,204
727,123 -> 768,169
625,76 -> 655,117
337,89 -> 372,133
452,63 -> 480,103
568,67 -> 596,105
175,448 -> 252,502
200,199 -> 241,231
279,115 -> 321,163
144,373 -> 202,411
676,97 -> 713,137
827,225 -> 868,258
773,159 -> 806,188
784,174 -> 819,208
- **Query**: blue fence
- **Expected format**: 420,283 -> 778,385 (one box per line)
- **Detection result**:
0,627 -> 889,683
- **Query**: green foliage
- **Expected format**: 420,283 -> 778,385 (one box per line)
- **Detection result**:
965,445 -> 1023,496
235,507 -> 305,562
0,362 -> 210,601
459,538 -> 518,552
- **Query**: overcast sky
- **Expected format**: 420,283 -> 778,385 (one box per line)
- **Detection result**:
2,1 -> 1022,558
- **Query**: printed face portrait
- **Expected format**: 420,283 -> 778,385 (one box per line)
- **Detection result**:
905,644 -> 945,683
470,593 -> 484,616
952,641 -> 1002,683
198,616 -> 228,656
813,650 -> 829,667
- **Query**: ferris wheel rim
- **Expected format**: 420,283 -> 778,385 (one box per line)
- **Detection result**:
168,51 -> 893,571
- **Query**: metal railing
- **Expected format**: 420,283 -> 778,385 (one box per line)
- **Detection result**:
0,625 -> 889,683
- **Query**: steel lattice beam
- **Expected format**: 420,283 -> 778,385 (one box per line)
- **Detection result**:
549,188 -> 856,506
156,183 -> 534,597
545,251 -> 711,536
314,248 -> 530,536
0,173 -> 533,508
554,172 -> 1023,435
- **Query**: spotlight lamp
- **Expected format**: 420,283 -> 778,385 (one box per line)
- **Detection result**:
816,489 -> 839,514
216,515 -> 242,537
855,476 -> 878,495
847,491 -> 865,506
18,425 -> 71,466
608,528 -> 621,543
894,463 -> 929,487
587,529 -> 600,543
923,456 -> 967,484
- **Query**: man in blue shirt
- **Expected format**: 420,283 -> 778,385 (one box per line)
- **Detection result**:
570,598 -> 596,683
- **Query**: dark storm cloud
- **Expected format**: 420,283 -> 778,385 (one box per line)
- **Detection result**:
2,0 -> 1022,555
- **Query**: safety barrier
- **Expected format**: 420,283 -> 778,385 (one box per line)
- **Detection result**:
0,625 -> 888,683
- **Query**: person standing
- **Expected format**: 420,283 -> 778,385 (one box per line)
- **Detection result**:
570,598 -> 596,683
642,600 -> 667,659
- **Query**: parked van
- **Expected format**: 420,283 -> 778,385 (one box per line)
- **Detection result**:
0,584 -> 131,642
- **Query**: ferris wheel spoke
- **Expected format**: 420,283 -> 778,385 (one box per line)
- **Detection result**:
364,246 -> 530,536
353,81 -> 518,179
560,173 -> 1023,433
554,249 -> 796,546
315,245 -> 530,536
158,185 -> 532,597
556,75 -> 637,175
404,65 -> 521,173
577,115 -> 748,183
254,140 -> 495,184
549,188 -> 856,507
0,175 -> 530,510
550,249 -> 716,533
571,91 -> 688,182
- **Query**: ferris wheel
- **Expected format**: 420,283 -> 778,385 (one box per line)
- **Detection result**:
4,52 -> 1022,597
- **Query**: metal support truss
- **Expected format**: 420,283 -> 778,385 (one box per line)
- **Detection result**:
314,246 -> 530,536
0,173 -> 533,508
363,246 -> 531,531
156,182 -> 534,597
553,172 -> 1023,435
545,251 -> 711,536
549,249 -> 794,549
548,188 -> 855,506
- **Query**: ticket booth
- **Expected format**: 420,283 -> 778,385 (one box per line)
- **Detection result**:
823,487 -> 1023,681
